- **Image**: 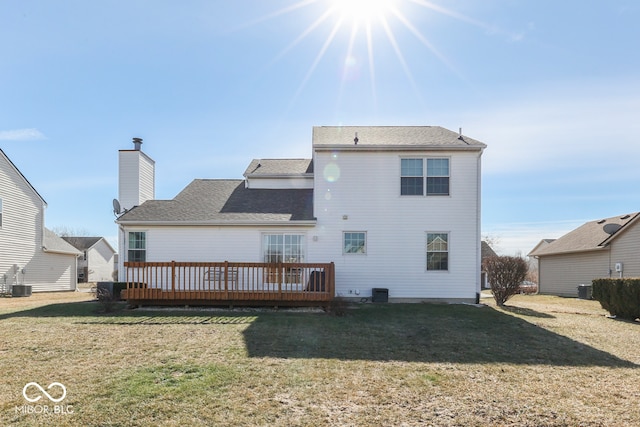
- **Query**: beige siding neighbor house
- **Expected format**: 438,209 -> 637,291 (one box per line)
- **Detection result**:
0,149 -> 81,293
529,212 -> 640,297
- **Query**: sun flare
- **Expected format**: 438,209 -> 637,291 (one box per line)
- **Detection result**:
329,0 -> 397,23
246,0 -> 499,111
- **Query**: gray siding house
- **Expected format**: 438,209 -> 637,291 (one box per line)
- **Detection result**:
529,212 -> 640,297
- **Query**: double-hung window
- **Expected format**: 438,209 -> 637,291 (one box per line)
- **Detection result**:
128,231 -> 146,262
426,232 -> 449,271
400,159 -> 424,195
401,158 -> 450,196
426,158 -> 449,195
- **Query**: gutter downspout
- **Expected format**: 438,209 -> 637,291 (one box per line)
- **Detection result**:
117,224 -> 126,282
475,150 -> 482,304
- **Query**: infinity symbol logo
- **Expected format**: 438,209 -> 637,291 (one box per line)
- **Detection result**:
22,382 -> 67,403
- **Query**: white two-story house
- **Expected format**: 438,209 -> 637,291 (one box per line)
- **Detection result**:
0,148 -> 80,294
115,126 -> 486,303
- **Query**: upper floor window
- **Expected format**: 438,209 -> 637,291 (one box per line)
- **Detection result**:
343,232 -> 366,254
426,232 -> 449,271
401,158 -> 450,196
128,231 -> 146,262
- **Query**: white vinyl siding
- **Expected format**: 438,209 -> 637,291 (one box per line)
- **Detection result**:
313,150 -> 481,301
118,150 -> 155,212
0,197 -> 3,227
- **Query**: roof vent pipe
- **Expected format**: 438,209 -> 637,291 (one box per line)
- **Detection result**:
132,137 -> 143,151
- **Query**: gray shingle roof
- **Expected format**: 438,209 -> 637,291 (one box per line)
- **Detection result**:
117,179 -> 315,224
244,159 -> 313,176
62,236 -> 102,251
313,126 -> 486,149
43,228 -> 82,255
530,213 -> 640,256
481,241 -> 498,259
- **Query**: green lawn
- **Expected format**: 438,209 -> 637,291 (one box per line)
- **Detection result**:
1,293 -> 638,426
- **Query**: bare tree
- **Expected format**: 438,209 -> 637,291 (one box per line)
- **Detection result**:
482,256 -> 529,306
51,225 -> 93,237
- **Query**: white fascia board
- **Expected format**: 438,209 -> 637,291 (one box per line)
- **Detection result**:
313,145 -> 485,152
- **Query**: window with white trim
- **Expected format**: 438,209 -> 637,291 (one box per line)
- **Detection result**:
426,232 -> 449,271
401,158 -> 450,196
343,232 -> 366,254
128,231 -> 146,262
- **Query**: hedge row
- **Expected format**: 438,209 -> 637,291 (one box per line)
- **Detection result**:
592,278 -> 640,320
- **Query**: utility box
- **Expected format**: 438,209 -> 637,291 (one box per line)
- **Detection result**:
12,285 -> 32,297
371,288 -> 389,303
577,284 -> 592,300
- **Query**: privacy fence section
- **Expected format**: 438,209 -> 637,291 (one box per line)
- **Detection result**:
122,261 -> 335,307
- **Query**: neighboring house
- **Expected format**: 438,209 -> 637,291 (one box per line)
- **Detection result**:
62,237 -> 117,282
115,126 -> 487,303
0,149 -> 81,293
480,240 -> 498,289
529,213 -> 640,297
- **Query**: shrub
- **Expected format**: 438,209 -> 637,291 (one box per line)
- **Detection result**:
96,287 -> 116,313
483,256 -> 529,306
592,278 -> 640,320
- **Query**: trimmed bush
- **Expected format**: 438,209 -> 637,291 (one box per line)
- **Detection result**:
483,256 -> 529,306
592,278 -> 640,320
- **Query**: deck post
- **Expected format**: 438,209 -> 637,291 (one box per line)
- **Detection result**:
329,262 -> 335,299
224,260 -> 229,299
278,262 -> 283,300
171,261 -> 176,293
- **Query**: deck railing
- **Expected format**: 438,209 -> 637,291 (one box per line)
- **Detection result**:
122,261 -> 335,306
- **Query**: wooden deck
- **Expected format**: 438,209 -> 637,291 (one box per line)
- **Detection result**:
121,261 -> 335,307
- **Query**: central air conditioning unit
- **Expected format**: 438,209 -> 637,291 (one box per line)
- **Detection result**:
12,285 -> 32,297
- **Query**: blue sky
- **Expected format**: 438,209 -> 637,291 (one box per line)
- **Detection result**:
1,0 -> 639,255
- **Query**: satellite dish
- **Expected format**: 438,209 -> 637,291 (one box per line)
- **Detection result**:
113,199 -> 122,216
603,223 -> 622,235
